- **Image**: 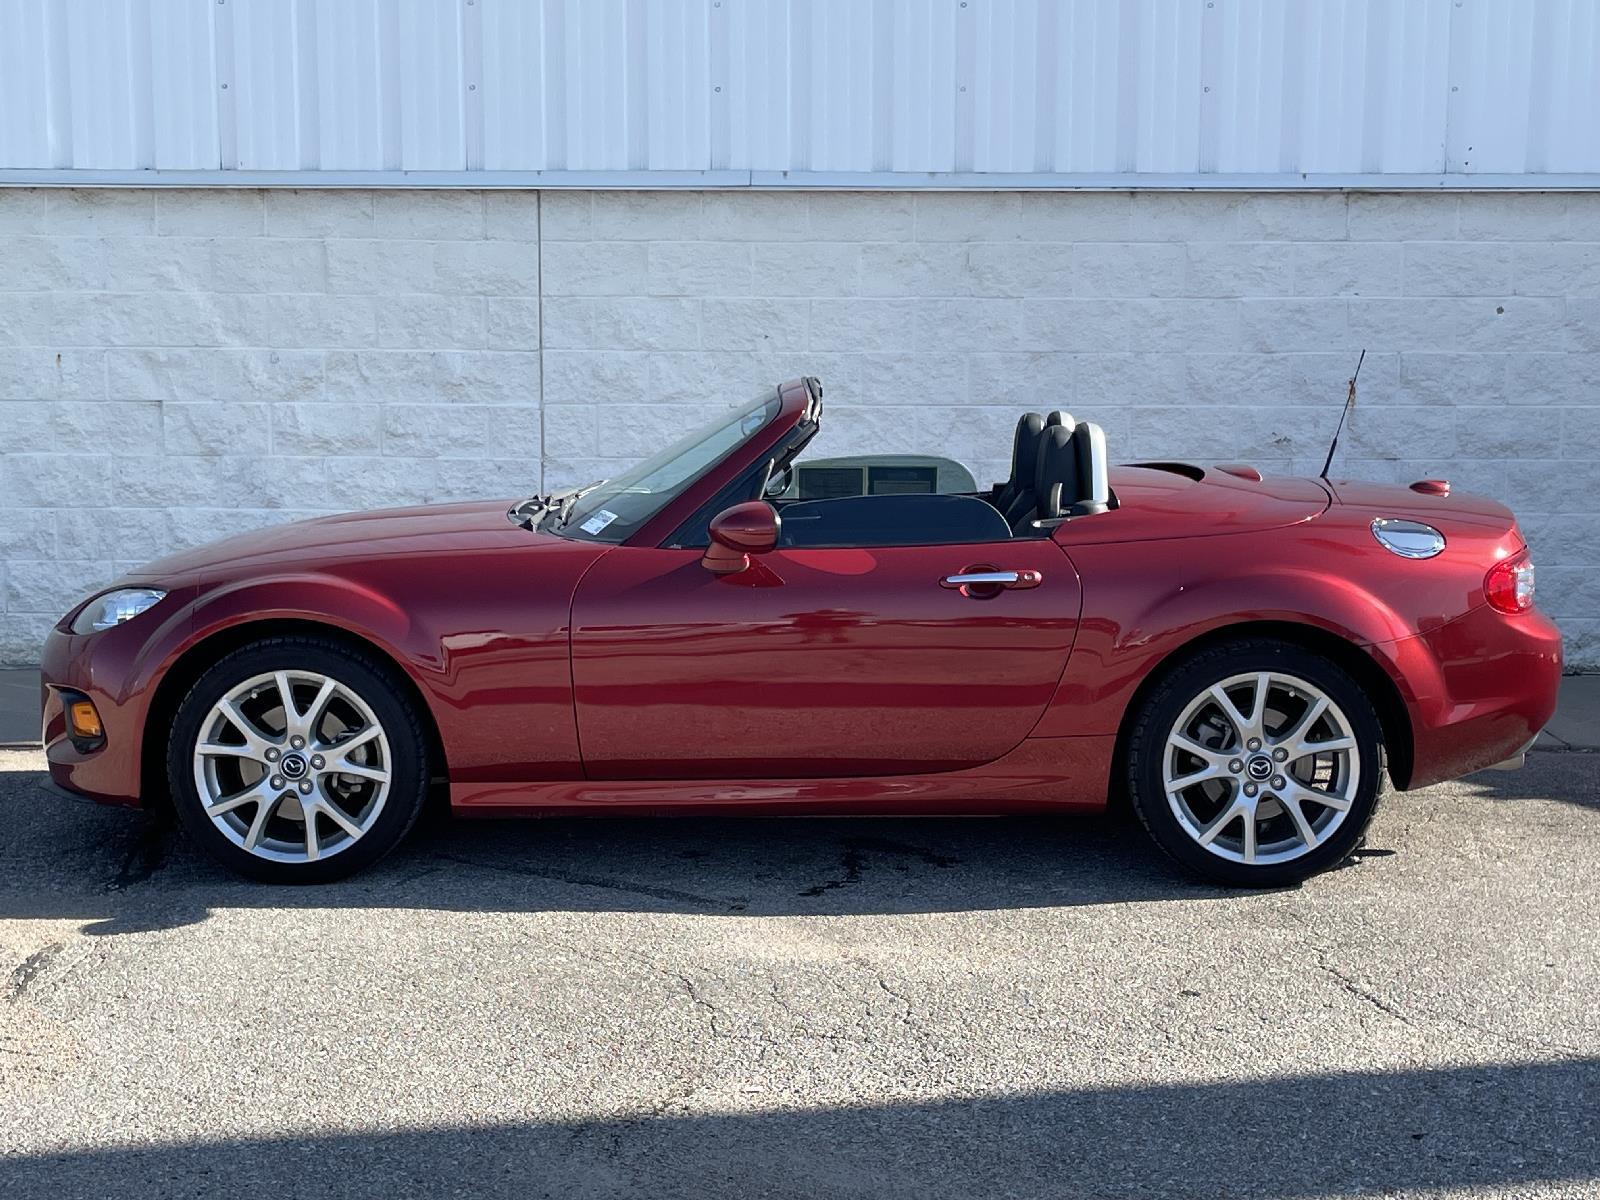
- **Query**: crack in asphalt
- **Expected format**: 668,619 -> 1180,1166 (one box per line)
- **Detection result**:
1311,946 -> 1589,1056
675,970 -> 728,1039
1313,954 -> 1416,1026
5,941 -> 65,1004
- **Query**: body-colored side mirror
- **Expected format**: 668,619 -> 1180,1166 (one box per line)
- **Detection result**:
702,501 -> 780,574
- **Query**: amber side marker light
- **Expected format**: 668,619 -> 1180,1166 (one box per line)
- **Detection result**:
68,698 -> 103,740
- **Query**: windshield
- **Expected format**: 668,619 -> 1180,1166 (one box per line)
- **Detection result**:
540,390 -> 780,543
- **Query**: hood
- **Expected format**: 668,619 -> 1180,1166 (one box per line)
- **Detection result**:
128,499 -> 549,582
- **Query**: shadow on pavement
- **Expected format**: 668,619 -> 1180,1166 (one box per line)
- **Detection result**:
2,751 -> 1591,935
0,758 -> 1233,934
2,1058 -> 1596,1199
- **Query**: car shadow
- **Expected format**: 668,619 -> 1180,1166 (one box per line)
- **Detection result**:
1,1058 -> 1596,1199
0,760 -> 1255,935
8,752 -> 1585,937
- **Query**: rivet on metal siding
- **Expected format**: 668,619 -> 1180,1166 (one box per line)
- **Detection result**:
714,86 -> 722,93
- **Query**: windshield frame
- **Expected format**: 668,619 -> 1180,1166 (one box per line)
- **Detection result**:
534,388 -> 783,546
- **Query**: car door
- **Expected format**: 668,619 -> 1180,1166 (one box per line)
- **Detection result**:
568,538 -> 1081,780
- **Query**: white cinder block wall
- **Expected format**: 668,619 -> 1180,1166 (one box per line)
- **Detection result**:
2,188 -> 1597,667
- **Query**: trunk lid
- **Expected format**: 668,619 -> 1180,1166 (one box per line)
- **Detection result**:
1324,477 -> 1518,534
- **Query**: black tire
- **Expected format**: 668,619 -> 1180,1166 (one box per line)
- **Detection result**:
166,635 -> 430,884
1124,638 -> 1385,888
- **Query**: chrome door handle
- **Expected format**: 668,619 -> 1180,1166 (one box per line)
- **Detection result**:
940,569 -> 1043,591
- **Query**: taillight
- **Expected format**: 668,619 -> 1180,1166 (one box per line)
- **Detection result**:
1485,551 -> 1536,614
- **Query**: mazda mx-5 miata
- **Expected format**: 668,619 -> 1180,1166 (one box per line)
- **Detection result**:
42,377 -> 1560,887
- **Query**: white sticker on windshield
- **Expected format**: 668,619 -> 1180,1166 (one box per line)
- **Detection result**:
579,510 -> 618,535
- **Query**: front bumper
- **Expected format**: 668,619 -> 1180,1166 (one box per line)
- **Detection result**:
41,623 -> 156,808
1389,603 -> 1564,790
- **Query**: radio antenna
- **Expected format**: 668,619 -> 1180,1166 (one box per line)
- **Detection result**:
1320,348 -> 1365,480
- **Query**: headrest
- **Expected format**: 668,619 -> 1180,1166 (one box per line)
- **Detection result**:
1011,412 -> 1045,476
1045,411 -> 1075,431
1033,425 -> 1080,519
1072,421 -> 1110,509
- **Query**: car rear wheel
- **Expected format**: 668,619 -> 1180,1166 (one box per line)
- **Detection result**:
1124,639 -> 1385,887
167,636 -> 430,884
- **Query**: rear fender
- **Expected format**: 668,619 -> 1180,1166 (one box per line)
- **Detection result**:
1035,556 -> 1425,739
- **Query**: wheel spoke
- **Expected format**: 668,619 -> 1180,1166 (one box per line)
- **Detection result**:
1278,695 -> 1327,748
217,698 -> 273,757
1169,763 -> 1228,791
1207,684 -> 1252,739
302,677 -> 337,740
274,671 -> 300,730
206,781 -> 271,817
1298,735 -> 1356,757
331,760 -> 389,783
314,797 -> 364,840
1245,672 -> 1269,733
1277,788 -> 1320,848
320,724 -> 380,756
244,789 -> 281,850
1196,798 -> 1246,847
1240,805 -> 1258,863
197,741 -> 263,762
304,811 -> 321,861
1283,778 -> 1353,813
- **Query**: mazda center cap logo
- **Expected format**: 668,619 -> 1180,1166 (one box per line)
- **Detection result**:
1246,756 -> 1273,781
280,753 -> 308,779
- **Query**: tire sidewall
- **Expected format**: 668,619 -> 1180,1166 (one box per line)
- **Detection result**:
1127,642 -> 1385,888
166,640 -> 428,884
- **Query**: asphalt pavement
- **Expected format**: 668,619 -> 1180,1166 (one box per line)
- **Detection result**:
0,744 -> 1596,1199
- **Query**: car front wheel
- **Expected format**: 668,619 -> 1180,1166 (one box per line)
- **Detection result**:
167,636 -> 430,884
1124,639 -> 1385,887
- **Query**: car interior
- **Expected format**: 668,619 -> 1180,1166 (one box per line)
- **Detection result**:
765,410 -> 1112,549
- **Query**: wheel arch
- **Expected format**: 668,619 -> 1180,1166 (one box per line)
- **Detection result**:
140,617 -> 449,809
1109,620 -> 1415,800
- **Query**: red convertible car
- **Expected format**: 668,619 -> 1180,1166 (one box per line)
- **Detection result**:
41,376 -> 1560,887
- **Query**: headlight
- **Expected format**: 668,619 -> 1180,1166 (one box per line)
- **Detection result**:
70,588 -> 167,634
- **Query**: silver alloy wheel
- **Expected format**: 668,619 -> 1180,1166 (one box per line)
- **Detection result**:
192,669 -> 392,864
1162,671 -> 1361,866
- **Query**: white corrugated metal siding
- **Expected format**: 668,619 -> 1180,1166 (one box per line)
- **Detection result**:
1,0 -> 1597,186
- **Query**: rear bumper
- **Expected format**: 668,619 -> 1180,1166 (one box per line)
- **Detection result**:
41,624 -> 149,808
1386,604 -> 1563,790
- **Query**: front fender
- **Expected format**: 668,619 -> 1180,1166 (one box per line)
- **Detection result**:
180,573 -> 423,671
